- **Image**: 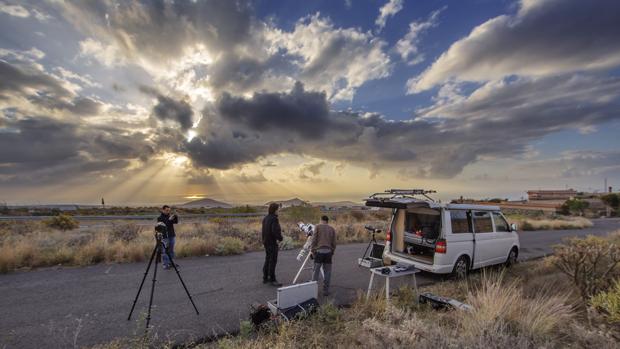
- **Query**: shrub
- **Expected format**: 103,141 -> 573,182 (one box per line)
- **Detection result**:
591,279 -> 620,323
549,235 -> 620,302
215,237 -> 245,255
44,214 -> 79,231
279,235 -> 296,250
349,210 -> 365,222
109,223 -> 142,242
280,206 -> 321,223
560,198 -> 589,216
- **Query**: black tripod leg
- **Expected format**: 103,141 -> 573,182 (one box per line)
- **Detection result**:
163,245 -> 200,315
145,245 -> 160,330
127,243 -> 158,321
361,239 -> 373,260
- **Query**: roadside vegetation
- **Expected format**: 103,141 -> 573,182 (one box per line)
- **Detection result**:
97,231 -> 620,349
506,214 -> 593,231
0,208 -> 390,273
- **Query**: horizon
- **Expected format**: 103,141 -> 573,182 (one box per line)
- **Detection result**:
1,0 -> 619,205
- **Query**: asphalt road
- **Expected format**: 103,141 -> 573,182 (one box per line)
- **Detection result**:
1,218 -> 618,348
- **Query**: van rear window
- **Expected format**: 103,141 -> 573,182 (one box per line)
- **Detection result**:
473,211 -> 493,233
450,210 -> 472,233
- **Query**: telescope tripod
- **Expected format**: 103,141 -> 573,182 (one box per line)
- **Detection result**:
127,237 -> 199,330
360,226 -> 382,264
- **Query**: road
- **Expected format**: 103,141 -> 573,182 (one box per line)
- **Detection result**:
1,218 -> 618,348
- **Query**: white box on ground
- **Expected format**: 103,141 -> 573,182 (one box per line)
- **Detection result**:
268,281 -> 318,313
278,281 -> 318,309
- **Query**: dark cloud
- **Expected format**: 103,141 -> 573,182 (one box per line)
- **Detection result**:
140,86 -> 194,130
412,0 -> 620,91
217,82 -> 330,138
28,95 -> 102,116
181,75 -> 620,177
0,115 -> 154,184
0,60 -> 70,99
0,117 -> 79,164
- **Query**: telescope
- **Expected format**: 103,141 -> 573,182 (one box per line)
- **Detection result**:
296,222 -> 315,261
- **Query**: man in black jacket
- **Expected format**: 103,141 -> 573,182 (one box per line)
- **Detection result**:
157,205 -> 179,270
262,203 -> 283,286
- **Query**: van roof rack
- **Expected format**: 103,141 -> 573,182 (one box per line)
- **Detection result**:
367,188 -> 437,202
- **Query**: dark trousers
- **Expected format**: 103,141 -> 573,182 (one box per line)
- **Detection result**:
263,244 -> 278,281
312,252 -> 333,292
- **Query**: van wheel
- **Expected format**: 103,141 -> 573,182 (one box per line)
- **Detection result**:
452,256 -> 469,279
506,247 -> 518,267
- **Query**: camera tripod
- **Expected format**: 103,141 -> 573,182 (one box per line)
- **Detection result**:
360,225 -> 382,262
127,235 -> 199,330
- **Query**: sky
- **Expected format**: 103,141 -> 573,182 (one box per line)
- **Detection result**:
0,0 -> 619,205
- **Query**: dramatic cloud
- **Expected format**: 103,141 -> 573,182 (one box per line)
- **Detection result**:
217,82 -> 329,139
182,73 -> 620,178
0,116 -> 154,184
272,14 -> 392,100
395,7 -> 445,65
140,87 -> 194,130
410,0 -> 620,92
60,0 -> 253,70
0,60 -> 71,99
375,0 -> 403,31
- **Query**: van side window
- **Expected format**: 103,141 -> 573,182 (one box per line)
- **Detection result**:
450,210 -> 472,234
492,212 -> 510,232
473,211 -> 493,233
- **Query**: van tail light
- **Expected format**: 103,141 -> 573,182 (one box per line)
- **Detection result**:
386,228 -> 391,242
435,239 -> 447,254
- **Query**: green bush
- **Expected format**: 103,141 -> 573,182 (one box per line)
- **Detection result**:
591,279 -> 620,324
549,235 -> 620,302
560,198 -> 589,216
44,214 -> 79,231
215,237 -> 245,255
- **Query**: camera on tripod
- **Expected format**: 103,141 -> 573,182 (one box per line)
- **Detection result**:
127,222 -> 199,330
154,222 -> 168,241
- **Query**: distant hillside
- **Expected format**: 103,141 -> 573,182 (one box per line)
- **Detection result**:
181,198 -> 232,208
311,201 -> 364,208
264,198 -> 309,208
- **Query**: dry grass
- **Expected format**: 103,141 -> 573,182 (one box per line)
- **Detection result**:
0,210 -> 388,273
507,216 -> 593,231
200,262 -> 617,349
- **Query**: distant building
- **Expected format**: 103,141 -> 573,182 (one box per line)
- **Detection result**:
264,198 -> 309,208
527,189 -> 577,201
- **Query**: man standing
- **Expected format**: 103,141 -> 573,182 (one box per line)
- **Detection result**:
311,215 -> 336,296
157,205 -> 179,270
262,203 -> 283,286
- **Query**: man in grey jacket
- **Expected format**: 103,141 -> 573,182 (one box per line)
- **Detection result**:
311,215 -> 336,296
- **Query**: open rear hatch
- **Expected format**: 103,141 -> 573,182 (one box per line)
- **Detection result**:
365,190 -> 441,265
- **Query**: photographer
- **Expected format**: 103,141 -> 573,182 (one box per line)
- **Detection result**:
262,203 -> 283,286
157,205 -> 179,270
311,216 -> 336,296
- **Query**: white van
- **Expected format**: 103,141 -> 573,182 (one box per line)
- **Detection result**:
365,189 -> 520,278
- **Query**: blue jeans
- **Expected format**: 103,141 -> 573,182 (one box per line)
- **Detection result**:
162,237 -> 175,267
